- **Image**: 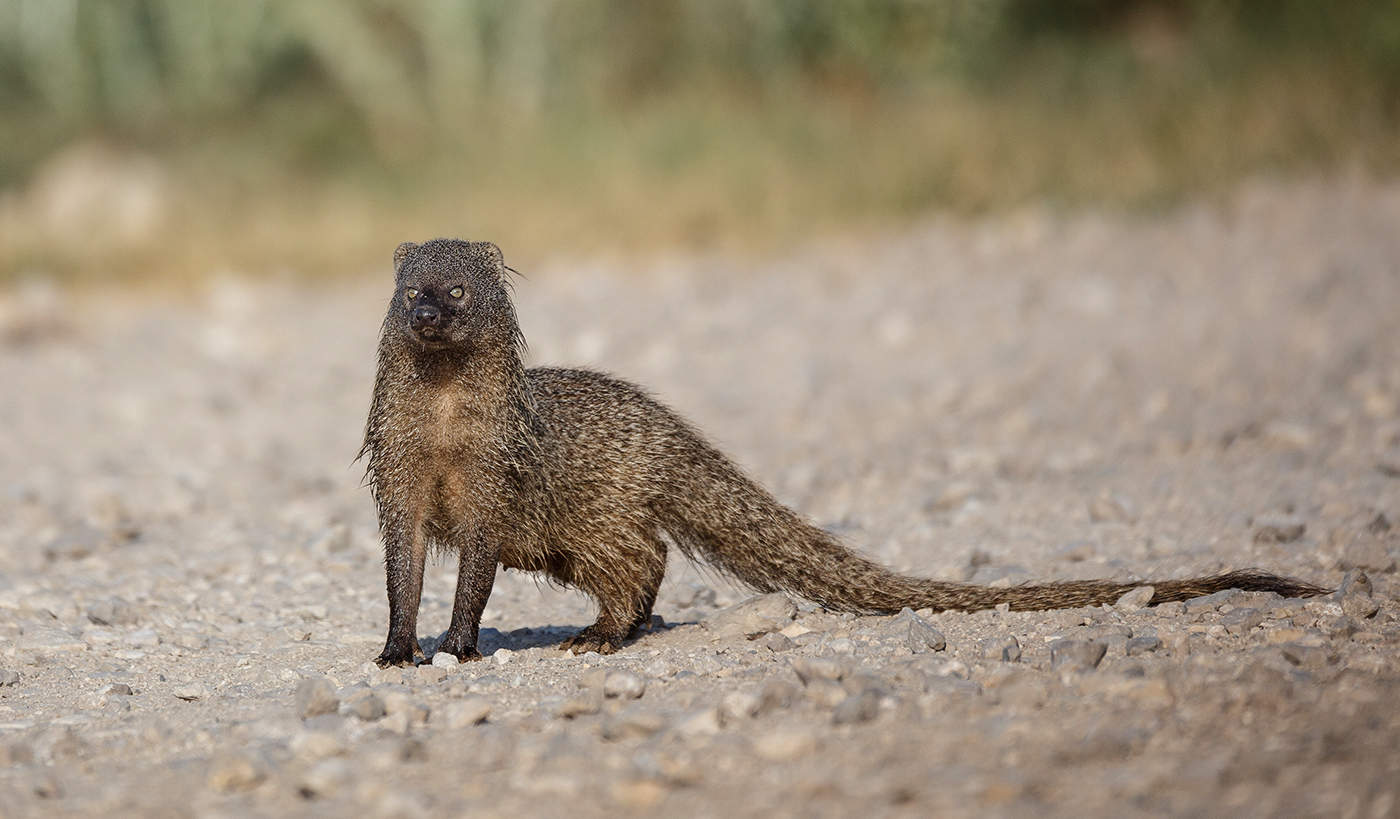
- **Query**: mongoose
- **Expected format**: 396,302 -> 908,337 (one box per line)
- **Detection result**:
362,238 -> 1329,666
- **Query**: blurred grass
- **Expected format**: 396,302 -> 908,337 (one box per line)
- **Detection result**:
1,0 -> 1398,282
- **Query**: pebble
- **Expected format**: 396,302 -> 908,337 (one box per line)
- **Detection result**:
99,682 -> 133,696
430,651 -> 459,668
1220,607 -> 1264,635
1253,515 -> 1306,544
346,691 -> 386,721
675,707 -> 722,737
1336,533 -> 1396,573
22,625 -> 88,653
702,593 -> 796,638
981,635 -> 1021,662
0,742 -> 34,766
295,678 -> 339,718
85,597 -> 141,626
207,752 -> 266,793
604,671 -> 646,700
758,632 -> 795,652
602,709 -> 666,741
1050,639 -> 1107,672
556,695 -> 601,719
290,730 -> 345,761
493,648 -> 515,666
0,670 -> 19,687
719,690 -> 761,723
441,697 -> 491,729
753,728 -> 818,762
299,758 -> 353,798
1088,493 -> 1137,524
1114,586 -> 1155,612
1125,636 -> 1162,655
790,656 -> 844,685
832,690 -> 882,725
887,607 -> 946,652
805,679 -> 849,708
172,683 -> 208,701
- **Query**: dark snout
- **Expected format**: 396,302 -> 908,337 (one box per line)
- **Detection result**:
410,305 -> 441,332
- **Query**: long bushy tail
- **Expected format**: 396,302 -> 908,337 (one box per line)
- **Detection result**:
660,441 -> 1329,613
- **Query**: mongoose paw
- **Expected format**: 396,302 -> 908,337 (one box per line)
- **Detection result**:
435,631 -> 481,662
559,627 -> 622,655
374,640 -> 425,668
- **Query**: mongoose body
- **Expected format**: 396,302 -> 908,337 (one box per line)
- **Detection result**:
363,238 -> 1328,666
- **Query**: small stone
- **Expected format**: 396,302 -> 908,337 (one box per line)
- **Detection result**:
808,678 -> 851,708
1336,533 -> 1397,573
718,690 -> 761,724
611,779 -> 669,810
753,728 -> 818,761
602,709 -> 666,741
827,637 -> 856,655
1184,590 -> 1241,615
0,742 -> 34,766
1125,636 -> 1162,655
1114,586 -> 1155,612
0,670 -> 20,686
832,690 -> 882,725
1055,541 -> 1098,563
1341,595 -> 1379,620
981,635 -> 1021,662
173,683 -> 208,701
757,679 -> 798,714
430,651 -> 459,668
790,656 -> 844,686
1253,516 -> 1306,544
1335,569 -> 1373,599
441,697 -> 490,729
346,691 -> 386,721
1050,639 -> 1107,672
556,695 -> 601,719
295,678 -> 339,718
675,707 -> 721,737
492,648 -> 515,666
603,671 -> 646,700
289,731 -> 344,761
641,657 -> 672,678
888,607 -> 946,652
207,752 -> 266,793
21,625 -> 87,653
299,758 -> 352,798
417,665 -> 448,684
1089,494 -> 1137,524
702,593 -> 796,639
1278,642 -> 1339,671
1220,607 -> 1264,635
99,683 -> 133,697
758,632 -> 794,652
85,597 -> 141,626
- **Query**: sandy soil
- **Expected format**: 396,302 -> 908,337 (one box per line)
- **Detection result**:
1,178 -> 1397,818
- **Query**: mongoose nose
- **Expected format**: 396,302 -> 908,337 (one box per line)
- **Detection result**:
411,306 -> 440,326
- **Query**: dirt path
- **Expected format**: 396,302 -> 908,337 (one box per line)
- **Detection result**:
1,178 -> 1397,817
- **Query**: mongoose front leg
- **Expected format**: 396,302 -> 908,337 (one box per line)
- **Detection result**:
435,535 -> 500,662
375,517 -> 427,667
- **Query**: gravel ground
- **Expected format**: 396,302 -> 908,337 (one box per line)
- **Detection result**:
1,178 -> 1398,818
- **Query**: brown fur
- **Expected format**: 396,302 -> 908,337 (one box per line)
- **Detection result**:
362,238 -> 1330,666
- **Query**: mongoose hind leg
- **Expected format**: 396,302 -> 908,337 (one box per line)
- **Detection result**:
559,530 -> 666,655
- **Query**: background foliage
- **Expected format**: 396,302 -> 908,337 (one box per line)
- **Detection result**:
1,0 -> 1397,280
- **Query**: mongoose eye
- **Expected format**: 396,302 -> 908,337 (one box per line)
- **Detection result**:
449,287 -> 465,299
405,288 -> 419,300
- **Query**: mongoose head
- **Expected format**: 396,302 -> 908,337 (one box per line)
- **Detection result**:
389,239 -> 514,351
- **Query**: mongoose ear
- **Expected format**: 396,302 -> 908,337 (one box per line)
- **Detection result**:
392,242 -> 418,274
473,241 -> 508,277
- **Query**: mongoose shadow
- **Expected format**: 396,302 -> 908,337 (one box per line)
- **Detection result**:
360,238 -> 1330,667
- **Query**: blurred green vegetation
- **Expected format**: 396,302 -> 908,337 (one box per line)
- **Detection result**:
1,0 -> 1398,280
